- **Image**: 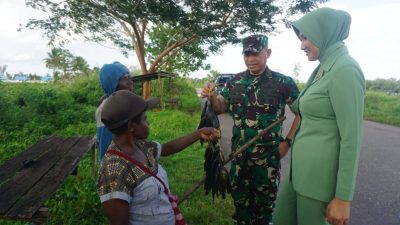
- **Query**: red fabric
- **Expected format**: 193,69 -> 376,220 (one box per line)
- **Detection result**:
107,149 -> 187,225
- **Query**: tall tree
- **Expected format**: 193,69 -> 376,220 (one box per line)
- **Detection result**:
44,48 -> 71,79
6,72 -> 12,80
28,73 -> 42,80
0,65 -> 7,76
45,48 -> 91,79
45,48 -> 62,80
0,65 -> 7,80
71,56 -> 90,76
24,0 -> 326,98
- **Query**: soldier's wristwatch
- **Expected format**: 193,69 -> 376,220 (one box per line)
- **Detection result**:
284,137 -> 292,147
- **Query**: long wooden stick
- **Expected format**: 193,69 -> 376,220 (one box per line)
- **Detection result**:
178,116 -> 286,205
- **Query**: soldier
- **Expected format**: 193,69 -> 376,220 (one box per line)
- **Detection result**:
201,34 -> 300,224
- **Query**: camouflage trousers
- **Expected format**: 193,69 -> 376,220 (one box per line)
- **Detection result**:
230,147 -> 281,225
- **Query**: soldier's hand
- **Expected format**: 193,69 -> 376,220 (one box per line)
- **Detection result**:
278,141 -> 290,158
198,127 -> 220,141
201,82 -> 216,98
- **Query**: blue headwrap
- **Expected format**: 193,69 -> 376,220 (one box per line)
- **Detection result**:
99,62 -> 130,96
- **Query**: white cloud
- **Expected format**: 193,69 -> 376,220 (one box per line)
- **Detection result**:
0,2 -> 21,38
66,41 -> 139,70
10,53 -> 32,61
348,3 -> 400,79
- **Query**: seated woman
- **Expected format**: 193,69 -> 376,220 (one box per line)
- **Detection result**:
96,90 -> 219,225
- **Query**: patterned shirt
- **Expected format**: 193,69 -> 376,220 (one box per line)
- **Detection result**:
221,68 -> 299,156
96,140 -> 175,225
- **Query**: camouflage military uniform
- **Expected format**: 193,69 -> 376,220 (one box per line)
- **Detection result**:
221,67 -> 299,224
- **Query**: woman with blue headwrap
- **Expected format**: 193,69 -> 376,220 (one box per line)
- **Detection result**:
95,62 -> 133,160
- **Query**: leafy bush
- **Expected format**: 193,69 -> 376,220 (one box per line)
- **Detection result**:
62,71 -> 103,106
366,78 -> 400,93
0,74 -> 101,163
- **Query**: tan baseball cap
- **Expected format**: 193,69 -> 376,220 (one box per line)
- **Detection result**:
101,90 -> 159,130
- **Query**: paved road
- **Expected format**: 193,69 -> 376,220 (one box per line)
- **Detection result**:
197,89 -> 400,225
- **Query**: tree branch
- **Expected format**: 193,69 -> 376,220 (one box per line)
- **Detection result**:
153,47 -> 181,71
211,3 -> 235,29
140,21 -> 147,56
148,35 -> 198,73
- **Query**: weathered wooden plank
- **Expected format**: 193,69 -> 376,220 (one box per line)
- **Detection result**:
0,136 -> 57,182
0,207 -> 48,224
0,137 -> 79,215
5,136 -> 95,219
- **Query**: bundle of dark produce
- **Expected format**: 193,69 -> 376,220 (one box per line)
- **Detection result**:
198,101 -> 231,199
178,117 -> 286,205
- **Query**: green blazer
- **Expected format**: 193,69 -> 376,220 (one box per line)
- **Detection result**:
290,7 -> 366,203
291,43 -> 365,202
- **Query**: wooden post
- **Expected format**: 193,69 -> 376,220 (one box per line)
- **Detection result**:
143,81 -> 150,100
92,142 -> 97,177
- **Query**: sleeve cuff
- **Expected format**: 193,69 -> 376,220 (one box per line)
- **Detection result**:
99,191 -> 131,203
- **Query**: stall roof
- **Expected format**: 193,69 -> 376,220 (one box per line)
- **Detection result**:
130,71 -> 177,82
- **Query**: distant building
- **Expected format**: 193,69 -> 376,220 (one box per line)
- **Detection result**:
41,75 -> 53,82
13,74 -> 28,81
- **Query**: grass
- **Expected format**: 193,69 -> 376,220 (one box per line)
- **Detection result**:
364,91 -> 400,126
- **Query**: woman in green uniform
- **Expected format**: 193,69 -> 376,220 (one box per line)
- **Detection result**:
273,7 -> 365,225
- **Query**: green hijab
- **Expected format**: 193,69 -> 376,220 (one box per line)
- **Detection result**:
292,7 -> 351,62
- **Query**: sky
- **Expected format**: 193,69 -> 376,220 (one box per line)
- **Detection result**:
0,0 -> 399,82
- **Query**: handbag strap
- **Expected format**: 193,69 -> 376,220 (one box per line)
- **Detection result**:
107,149 -> 170,195
107,149 -> 187,225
